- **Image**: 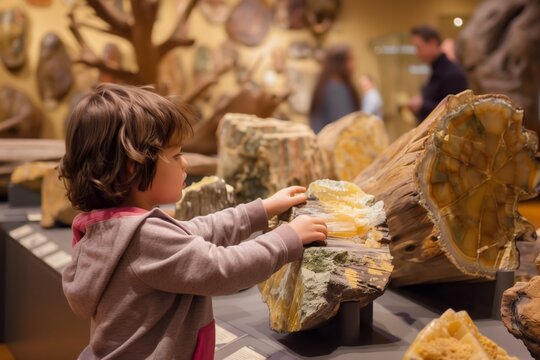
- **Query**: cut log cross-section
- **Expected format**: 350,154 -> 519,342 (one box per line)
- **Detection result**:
259,179 -> 393,333
217,113 -> 328,203
317,111 -> 389,181
355,90 -> 540,286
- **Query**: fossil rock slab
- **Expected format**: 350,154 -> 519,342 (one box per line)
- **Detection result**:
355,90 -> 540,286
0,86 -> 41,138
405,309 -> 518,360
217,113 -> 328,203
0,7 -> 27,71
259,179 -> 392,333
175,176 -> 235,221
318,111 -> 388,181
37,33 -> 74,109
226,0 -> 271,46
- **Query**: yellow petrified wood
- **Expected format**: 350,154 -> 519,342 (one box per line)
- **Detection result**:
317,112 -> 389,181
404,309 -> 517,360
175,176 -> 235,220
217,113 -> 328,203
355,91 -> 540,286
259,179 -> 392,333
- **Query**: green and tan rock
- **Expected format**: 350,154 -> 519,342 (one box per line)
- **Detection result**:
259,179 -> 392,333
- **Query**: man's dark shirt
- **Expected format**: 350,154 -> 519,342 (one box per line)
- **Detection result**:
419,53 -> 468,122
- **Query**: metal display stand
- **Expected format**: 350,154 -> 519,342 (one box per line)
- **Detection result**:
337,302 -> 373,345
491,270 -> 515,320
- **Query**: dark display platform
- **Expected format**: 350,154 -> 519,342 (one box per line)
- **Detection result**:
0,204 -> 533,360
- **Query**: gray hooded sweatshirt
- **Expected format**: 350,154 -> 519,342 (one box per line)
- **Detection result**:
62,199 -> 303,359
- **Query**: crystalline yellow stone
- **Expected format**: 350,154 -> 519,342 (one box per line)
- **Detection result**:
259,179 -> 392,333
404,309 -> 518,360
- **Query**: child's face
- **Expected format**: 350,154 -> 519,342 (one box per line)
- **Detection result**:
146,144 -> 187,206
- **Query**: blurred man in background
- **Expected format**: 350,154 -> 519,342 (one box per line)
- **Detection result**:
409,26 -> 468,122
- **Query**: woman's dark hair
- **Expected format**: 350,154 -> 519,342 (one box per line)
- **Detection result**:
58,83 -> 193,211
309,44 -> 360,118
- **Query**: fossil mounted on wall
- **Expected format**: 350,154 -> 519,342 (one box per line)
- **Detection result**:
0,7 -> 27,72
355,90 -> 540,286
37,33 -> 74,109
226,0 -> 272,46
0,86 -> 41,138
274,0 -> 307,30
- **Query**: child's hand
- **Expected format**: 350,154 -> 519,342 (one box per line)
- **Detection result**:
262,186 -> 308,219
289,215 -> 327,245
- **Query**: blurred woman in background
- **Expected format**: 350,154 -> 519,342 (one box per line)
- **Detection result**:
309,44 -> 360,133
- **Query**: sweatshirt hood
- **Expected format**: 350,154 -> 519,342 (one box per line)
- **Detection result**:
63,207 -> 149,318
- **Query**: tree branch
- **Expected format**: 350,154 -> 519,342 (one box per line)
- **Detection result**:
181,62 -> 231,104
86,0 -> 131,39
69,10 -> 138,84
157,0 -> 199,59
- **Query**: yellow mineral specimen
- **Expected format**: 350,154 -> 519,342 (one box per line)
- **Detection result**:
404,309 -> 518,360
318,112 -> 389,181
259,179 -> 392,333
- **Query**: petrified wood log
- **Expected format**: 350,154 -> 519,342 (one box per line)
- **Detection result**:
0,86 -> 42,138
355,90 -> 540,286
259,179 -> 392,333
175,176 -> 235,220
318,111 -> 388,181
405,309 -> 518,360
456,0 -> 540,139
37,33 -> 74,109
217,113 -> 328,203
0,139 -> 64,163
501,276 -> 540,359
41,168 -> 79,228
0,7 -> 27,71
10,161 -> 57,192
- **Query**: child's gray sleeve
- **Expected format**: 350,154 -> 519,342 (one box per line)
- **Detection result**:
179,199 -> 269,247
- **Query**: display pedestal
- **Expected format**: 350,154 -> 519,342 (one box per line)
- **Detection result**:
491,270 -> 515,320
7,184 -> 41,207
337,302 -> 373,345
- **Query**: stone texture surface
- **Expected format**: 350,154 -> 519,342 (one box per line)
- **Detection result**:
217,113 -> 328,203
405,309 -> 518,360
501,276 -> 540,359
175,176 -> 235,221
355,90 -> 540,286
259,179 -> 392,333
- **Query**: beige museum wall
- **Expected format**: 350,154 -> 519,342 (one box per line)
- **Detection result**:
0,0 -> 483,140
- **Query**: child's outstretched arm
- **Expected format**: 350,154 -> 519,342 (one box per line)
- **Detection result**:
126,210 -> 327,296
179,186 -> 308,247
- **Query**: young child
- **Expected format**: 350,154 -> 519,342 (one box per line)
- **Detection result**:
59,83 -> 327,360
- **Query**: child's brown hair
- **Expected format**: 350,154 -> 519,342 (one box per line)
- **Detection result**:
59,83 -> 193,211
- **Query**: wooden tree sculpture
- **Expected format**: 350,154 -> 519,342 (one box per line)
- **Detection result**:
68,0 -> 225,100
355,90 -> 540,286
